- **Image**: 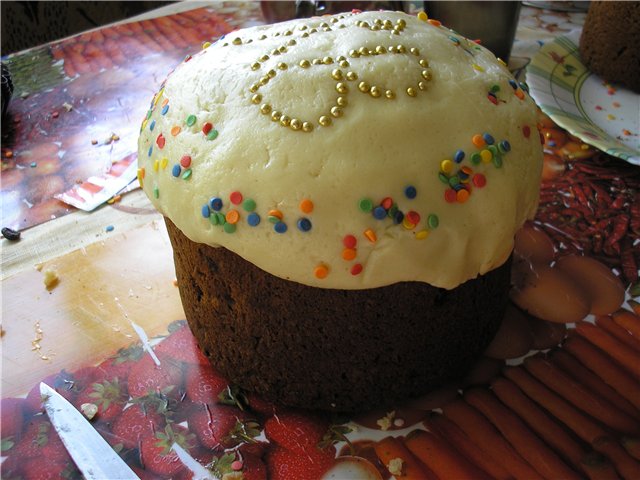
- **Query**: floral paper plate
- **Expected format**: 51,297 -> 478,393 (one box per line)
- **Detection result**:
526,30 -> 640,165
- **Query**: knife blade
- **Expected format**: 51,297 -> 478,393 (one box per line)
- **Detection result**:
40,382 -> 140,480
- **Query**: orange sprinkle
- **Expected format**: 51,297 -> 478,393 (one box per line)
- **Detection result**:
461,165 -> 473,175
267,209 -> 283,220
342,248 -> 357,261
299,198 -> 314,213
427,19 -> 441,27
364,228 -> 377,243
225,210 -> 240,224
171,126 -> 181,136
623,129 -> 632,136
457,189 -> 470,203
314,264 -> 329,279
5,150 -> 13,158
515,89 -> 525,100
472,134 -> 485,148
162,98 -> 169,107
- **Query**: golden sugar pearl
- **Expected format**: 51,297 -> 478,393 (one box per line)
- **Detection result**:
371,25 -> 380,31
337,55 -> 346,62
320,22 -> 329,28
277,62 -> 288,70
312,58 -> 322,65
280,115 -> 291,127
222,42 -> 229,47
336,96 -> 348,107
251,62 -> 261,71
319,115 -> 332,127
249,83 -> 259,93
417,11 -> 428,21
232,37 -> 242,45
370,86 -> 381,98
323,27 -> 332,32
267,69 -> 277,78
260,104 -> 272,114
384,19 -> 393,28
339,60 -> 350,68
278,45 -> 287,53
330,17 -> 339,23
358,47 -> 370,56
251,93 -> 262,104
330,106 -> 343,117
406,87 -> 417,97
246,39 -> 253,44
302,121 -> 313,132
393,25 -> 403,33
258,34 -> 267,40
374,18 -> 383,25
271,111 -> 282,122
274,32 -> 281,37
299,24 -> 308,31
259,76 -> 270,86
419,59 -> 429,68
397,18 -> 407,28
388,45 -> 396,53
375,45 -> 387,54
410,47 -> 420,56
301,32 -> 310,38
421,69 -> 432,80
288,39 -> 297,46
396,44 -> 406,53
260,55 -> 270,61
331,69 -> 343,80
359,21 -> 370,28
392,29 -> 400,35
290,118 -> 302,130
336,82 -> 348,94
323,56 -> 334,65
418,81 -> 428,91
299,59 -> 311,68
309,28 -> 318,33
271,49 -> 280,56
349,49 -> 360,58
284,30 -> 293,36
385,89 -> 395,99
346,71 -> 358,81
358,81 -> 371,93
338,24 -> 346,29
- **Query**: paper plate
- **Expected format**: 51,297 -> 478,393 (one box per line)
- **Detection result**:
526,30 -> 640,165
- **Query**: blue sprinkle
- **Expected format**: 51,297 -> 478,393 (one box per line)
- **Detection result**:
171,164 -> 181,177
106,225 -> 114,232
458,170 -> 469,180
373,206 -> 387,220
274,221 -> 287,234
453,183 -> 465,191
454,149 -> 465,163
297,217 -> 312,232
519,82 -> 529,93
483,133 -> 495,145
393,210 -> 404,225
161,105 -> 169,115
149,120 -> 156,131
247,212 -> 261,226
404,185 -> 417,199
508,79 -> 517,90
500,140 -> 511,152
209,197 -> 223,211
201,205 -> 211,218
148,146 -> 153,157
30,162 -> 37,168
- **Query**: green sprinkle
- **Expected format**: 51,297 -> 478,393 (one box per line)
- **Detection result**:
427,214 -> 439,229
438,173 -> 449,184
471,153 -> 482,165
209,214 -> 220,225
493,155 -> 503,168
223,223 -> 236,234
186,114 -> 197,126
153,186 -> 159,198
268,215 -> 281,224
388,204 -> 398,218
242,198 -> 256,212
488,145 -> 499,157
216,212 -> 226,225
181,168 -> 192,180
207,129 -> 219,140
146,110 -> 153,119
490,84 -> 500,93
358,198 -> 373,212
448,176 -> 460,187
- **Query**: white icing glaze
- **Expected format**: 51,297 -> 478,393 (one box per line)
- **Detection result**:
138,11 -> 543,290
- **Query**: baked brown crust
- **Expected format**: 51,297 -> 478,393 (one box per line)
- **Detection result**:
579,1 -> 640,93
166,218 -> 509,412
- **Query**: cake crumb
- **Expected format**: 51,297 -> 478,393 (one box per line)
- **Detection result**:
80,403 -> 98,420
43,269 -> 59,290
387,457 -> 404,476
377,410 -> 396,431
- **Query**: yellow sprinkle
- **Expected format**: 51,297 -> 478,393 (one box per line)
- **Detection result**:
607,114 -> 616,121
415,230 -> 430,240
417,11 -> 428,22
137,167 -> 145,187
161,157 -> 169,169
440,159 -> 454,174
402,217 -> 415,230
153,159 -> 159,172
498,58 -> 507,67
364,228 -> 377,243
480,149 -> 493,163
202,41 -> 211,49
472,64 -> 485,72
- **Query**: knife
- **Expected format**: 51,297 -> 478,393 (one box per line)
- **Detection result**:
40,382 -> 140,480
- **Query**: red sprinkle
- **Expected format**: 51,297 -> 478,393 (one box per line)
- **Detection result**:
406,211 -> 421,225
523,125 -> 531,138
343,234 -> 357,249
487,93 -> 498,105
381,197 -> 393,210
444,189 -> 457,203
595,105 -> 603,111
350,264 -> 363,275
180,155 -> 191,167
156,134 -> 166,149
52,111 -> 59,118
230,191 -> 243,205
202,122 -> 213,135
539,131 -> 545,144
472,173 -> 487,188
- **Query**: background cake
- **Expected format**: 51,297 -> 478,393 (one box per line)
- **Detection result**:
579,1 -> 640,93
138,10 -> 543,411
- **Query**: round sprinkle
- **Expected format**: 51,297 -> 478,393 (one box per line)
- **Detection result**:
402,217 -> 415,230
180,155 -> 192,168
342,248 -> 357,261
427,214 -> 439,229
247,212 -> 261,226
202,122 -> 213,135
456,189 -> 470,203
229,191 -> 243,205
444,189 -> 457,203
268,209 -> 283,220
274,221 -> 287,233
343,234 -> 357,249
314,264 -> 329,279
171,126 -> 181,136
454,150 -> 465,163
415,230 -> 429,240
364,228 -> 377,243
406,210 -> 421,225
242,198 -> 256,212
480,149 -> 493,163
381,197 -> 393,210
404,186 -> 417,199
359,198 -> 373,212
171,164 -> 181,177
482,133 -> 495,145
440,159 -> 454,174
350,263 -> 363,275
207,129 -> 219,140
210,197 -> 223,211
493,155 -> 503,168
499,140 -> 511,152
201,205 -> 211,218
372,206 -> 387,220
473,173 -> 487,187
472,134 -> 485,147
393,210 -> 404,224
448,176 -> 460,187
438,173 -> 449,184
471,153 -> 482,165
182,169 -> 192,180
319,115 -> 332,127
223,223 -> 236,234
297,217 -> 312,232
186,115 -> 197,126
226,210 -> 240,224
215,213 -> 226,225
299,198 -> 314,213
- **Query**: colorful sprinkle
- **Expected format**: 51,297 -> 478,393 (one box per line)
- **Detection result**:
105,225 -> 114,232
156,134 -> 166,149
314,264 -> 329,279
350,263 -> 363,275
456,189 -> 470,203
415,230 -> 429,240
161,105 -> 169,115
427,214 -> 439,229
523,125 -> 531,138
440,159 -> 454,174
148,146 -> 153,157
161,157 -> 168,169
268,209 -> 283,221
230,191 -> 243,205
364,228 -> 377,243
242,199 -> 256,212
274,221 -> 288,233
153,186 -> 159,199
171,126 -> 181,136
373,206 -> 387,220
210,197 -> 223,211
417,11 -> 428,22
472,134 -> 485,148
482,133 -> 495,145
342,248 -> 357,260
508,79 -> 517,90
343,234 -> 357,248
202,122 -> 213,135
359,198 -> 373,212
226,210 -> 240,224
207,129 -> 219,140
404,185 -> 417,199
444,189 -> 457,203
223,223 -> 236,234
149,120 -> 156,131
172,164 -> 181,177
299,198 -> 314,213
186,114 -> 197,126
297,218 -> 312,232
381,197 -> 394,210
454,150 -> 465,163
201,205 -> 211,218
480,149 -> 493,163
247,212 -> 261,226
499,140 -> 511,153
181,168 -> 192,180
180,155 -> 192,168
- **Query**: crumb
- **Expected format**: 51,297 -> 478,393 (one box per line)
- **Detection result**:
91,139 -> 98,145
172,278 -> 178,287
393,417 -> 405,427
35,263 -> 43,271
63,102 -> 73,112
387,457 -> 404,476
80,403 -> 98,420
43,269 -> 59,290
376,410 -> 396,431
